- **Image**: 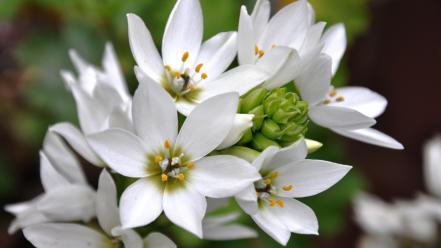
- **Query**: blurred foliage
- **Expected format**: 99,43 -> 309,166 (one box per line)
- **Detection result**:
0,0 -> 370,247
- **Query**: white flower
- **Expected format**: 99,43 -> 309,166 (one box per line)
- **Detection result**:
202,212 -> 257,241
23,170 -> 176,248
423,135 -> 441,198
4,132 -> 95,234
51,43 -> 133,166
87,75 -> 260,237
235,139 -> 351,245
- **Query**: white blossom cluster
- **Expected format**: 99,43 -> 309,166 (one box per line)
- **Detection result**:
5,0 -> 403,247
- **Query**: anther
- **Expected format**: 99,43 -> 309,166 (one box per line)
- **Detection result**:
195,63 -> 203,73
175,72 -> 181,79
258,50 -> 265,57
161,174 -> 168,182
186,162 -> 194,169
181,51 -> 189,62
255,46 -> 259,55
263,178 -> 272,185
164,65 -> 172,71
282,184 -> 293,191
336,96 -> 345,102
201,73 -> 208,79
276,200 -> 285,208
323,99 -> 331,105
177,173 -> 185,181
164,140 -> 171,149
271,171 -> 279,179
269,199 -> 277,207
154,155 -> 163,163
329,89 -> 337,97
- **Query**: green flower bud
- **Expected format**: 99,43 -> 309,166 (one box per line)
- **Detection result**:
238,87 -> 309,151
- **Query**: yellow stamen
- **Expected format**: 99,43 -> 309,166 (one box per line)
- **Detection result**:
154,155 -> 163,163
263,178 -> 272,185
276,199 -> 285,208
323,99 -> 331,105
255,46 -> 260,55
175,72 -> 181,79
282,184 -> 293,191
161,174 -> 168,182
201,73 -> 208,79
164,140 -> 171,149
269,199 -> 277,207
187,162 -> 194,169
336,96 -> 345,102
177,173 -> 185,181
164,65 -> 172,71
181,51 -> 189,62
195,63 -> 203,73
271,171 -> 279,179
329,89 -> 337,97
258,50 -> 265,57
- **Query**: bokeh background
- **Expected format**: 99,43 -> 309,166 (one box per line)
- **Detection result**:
0,0 -> 440,247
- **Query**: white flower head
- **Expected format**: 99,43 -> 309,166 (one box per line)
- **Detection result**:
87,76 -> 260,237
236,139 -> 351,245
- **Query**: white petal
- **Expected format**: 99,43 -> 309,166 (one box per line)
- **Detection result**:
332,128 -> 404,150
321,23 -> 346,75
162,0 -> 203,69
68,49 -> 90,74
127,13 -> 164,82
327,86 -> 387,118
274,159 -> 351,198
133,69 -> 178,150
196,32 -> 237,79
23,223 -> 110,248
252,208 -> 291,245
260,139 -> 308,172
250,0 -> 270,38
263,49 -> 301,89
189,155 -> 260,198
256,46 -> 293,79
272,198 -> 318,235
216,114 -> 254,150
49,122 -> 103,167
198,65 -> 267,100
97,170 -> 120,235
111,227 -> 143,248
309,105 -> 376,130
235,185 -> 259,215
203,212 -> 258,240
251,146 -> 279,171
423,135 -> 441,198
175,93 -> 238,160
5,198 -> 50,234
238,6 -> 255,65
206,198 -> 230,213
144,232 -> 177,248
296,54 -> 332,106
39,151 -> 70,192
108,102 -> 134,132
175,99 -> 197,116
163,184 -> 206,238
101,42 -> 130,101
120,178 -> 164,229
36,185 -> 96,222
299,22 -> 326,56
87,129 -> 149,178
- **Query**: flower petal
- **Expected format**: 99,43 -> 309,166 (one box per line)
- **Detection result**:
321,23 -> 346,75
203,212 -> 258,240
238,6 -> 255,65
299,22 -> 326,56
274,159 -> 351,198
97,170 -> 120,235
332,127 -> 404,150
163,184 -> 206,238
263,48 -> 301,89
196,32 -> 237,79
39,151 -> 70,192
256,46 -> 293,79
189,155 -> 260,198
144,232 -> 177,248
252,207 -> 290,245
5,198 -> 50,234
235,185 -> 259,215
272,198 -> 318,235
423,135 -> 441,198
120,178 -> 164,229
216,114 -> 254,150
23,223 -> 110,248
108,102 -> 134,132
309,105 -> 376,130
133,68 -> 178,150
260,139 -> 308,172
252,146 -> 279,171
101,42 -> 130,101
127,13 -> 164,82
175,93 -> 238,160
111,227 -> 143,248
198,65 -> 267,100
162,0 -> 203,69
87,129 -> 149,177
250,0 -> 270,38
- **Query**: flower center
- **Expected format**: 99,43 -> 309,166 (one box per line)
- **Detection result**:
322,88 -> 345,105
161,51 -> 207,99
255,171 -> 293,208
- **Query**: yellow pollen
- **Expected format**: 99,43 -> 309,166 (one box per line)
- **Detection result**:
329,89 -> 337,97
271,171 -> 279,179
336,96 -> 345,102
181,51 -> 189,62
154,155 -> 163,163
255,46 -> 260,55
195,63 -> 203,73
263,178 -> 272,185
258,50 -> 265,57
177,173 -> 185,181
201,73 -> 208,79
161,174 -> 168,182
175,72 -> 181,79
269,199 -> 277,207
164,65 -> 172,71
276,200 -> 285,208
323,99 -> 331,105
186,162 -> 194,169
164,140 -> 171,149
282,184 -> 293,191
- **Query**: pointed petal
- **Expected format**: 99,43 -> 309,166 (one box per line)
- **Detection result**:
198,65 -> 267,100
256,46 -> 292,79
327,87 -> 387,118
163,184 -> 206,238
424,136 -> 441,198
23,223 -> 110,248
238,6 -> 255,65
87,129 -> 150,177
102,42 -> 130,101
299,22 -> 326,56
133,69 -> 178,150
260,139 -> 308,172
196,32 -> 237,79
68,49 -> 89,74
175,93 -> 238,160
252,146 -> 279,171
252,208 -> 291,245
36,185 -> 96,222
272,198 -> 318,235
127,13 -> 164,82
235,185 -> 259,215
321,23 -> 346,75
332,127 -> 404,150
203,212 -> 258,240
309,105 -> 376,130
97,170 -> 120,235
111,227 -> 143,248
250,0 -> 270,38
49,122 -> 103,167
39,151 -> 70,192
108,102 -> 134,132
190,155 -> 260,198
162,0 -> 203,69
216,114 -> 254,150
274,159 -> 351,198
120,178 -> 164,229
5,198 -> 50,234
144,232 -> 177,248
263,48 -> 301,89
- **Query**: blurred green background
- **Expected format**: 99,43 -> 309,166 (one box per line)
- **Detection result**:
0,0 -> 372,247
